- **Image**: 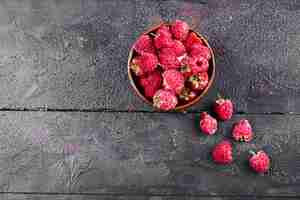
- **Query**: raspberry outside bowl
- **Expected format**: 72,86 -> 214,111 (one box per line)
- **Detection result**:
128,22 -> 215,111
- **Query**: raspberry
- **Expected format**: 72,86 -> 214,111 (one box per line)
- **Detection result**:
158,25 -> 172,35
153,25 -> 173,49
212,140 -> 233,165
156,24 -> 170,32
249,150 -> 270,173
133,34 -> 155,54
232,119 -> 253,142
178,88 -> 196,102
190,43 -> 211,60
130,53 -> 158,76
171,20 -> 189,41
177,53 -> 187,63
179,64 -> 192,79
187,72 -> 209,91
162,69 -> 185,94
172,40 -> 186,56
185,32 -> 203,51
158,48 -> 181,70
183,56 -> 209,74
214,97 -> 233,121
153,89 -> 178,111
139,71 -> 162,98
200,112 -> 218,135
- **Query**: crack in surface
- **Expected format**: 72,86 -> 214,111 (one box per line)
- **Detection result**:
0,191 -> 299,198
0,107 -> 296,115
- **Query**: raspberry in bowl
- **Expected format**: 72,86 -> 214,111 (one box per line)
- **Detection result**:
128,20 -> 215,111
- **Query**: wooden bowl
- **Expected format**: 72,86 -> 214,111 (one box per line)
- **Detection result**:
128,23 -> 216,112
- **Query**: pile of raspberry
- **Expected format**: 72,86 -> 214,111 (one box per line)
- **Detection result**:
130,20 -> 211,111
201,96 -> 271,174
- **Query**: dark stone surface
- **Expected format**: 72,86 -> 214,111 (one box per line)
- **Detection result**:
0,112 -> 299,197
0,0 -> 299,113
2,195 -> 299,200
0,0 -> 300,199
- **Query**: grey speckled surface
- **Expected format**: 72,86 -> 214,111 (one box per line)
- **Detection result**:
1,195 -> 299,200
0,0 -> 299,112
0,112 -> 299,197
0,0 -> 300,199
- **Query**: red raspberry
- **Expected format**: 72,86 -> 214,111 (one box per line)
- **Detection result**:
172,40 -> 186,56
157,24 -> 172,34
232,119 -> 253,142
185,32 -> 203,51
249,150 -> 270,173
212,140 -> 233,165
177,53 -> 187,63
179,64 -> 192,79
139,71 -> 162,98
178,88 -> 196,102
183,56 -> 209,74
158,48 -> 181,70
133,34 -> 155,54
130,53 -> 158,76
171,20 -> 189,41
187,72 -> 209,91
153,26 -> 173,49
214,97 -> 233,121
153,89 -> 178,111
189,43 -> 211,60
162,69 -> 185,94
157,25 -> 172,36
200,112 -> 218,135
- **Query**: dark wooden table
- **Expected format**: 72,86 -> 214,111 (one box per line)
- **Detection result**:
0,0 -> 300,199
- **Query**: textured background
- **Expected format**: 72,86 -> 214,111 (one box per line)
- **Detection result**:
0,0 -> 300,199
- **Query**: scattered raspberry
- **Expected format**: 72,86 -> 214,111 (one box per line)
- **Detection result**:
249,150 -> 270,173
212,140 -> 233,164
185,32 -> 203,51
183,56 -> 209,74
187,72 -> 209,91
153,26 -> 173,49
153,89 -> 178,111
214,97 -> 233,121
158,48 -> 181,70
139,71 -> 162,98
172,40 -> 186,56
232,119 -> 253,142
200,112 -> 218,135
190,43 -> 211,60
133,34 -> 155,54
130,53 -> 158,76
163,69 -> 185,94
171,19 -> 189,41
178,88 -> 196,102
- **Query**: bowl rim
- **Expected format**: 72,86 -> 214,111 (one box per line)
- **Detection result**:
127,22 -> 216,111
